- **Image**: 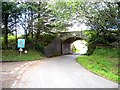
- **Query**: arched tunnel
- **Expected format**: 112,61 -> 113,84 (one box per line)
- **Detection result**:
44,37 -> 88,57
62,37 -> 87,55
44,31 -> 88,57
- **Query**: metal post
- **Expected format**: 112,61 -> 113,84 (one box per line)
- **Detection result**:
20,51 -> 22,56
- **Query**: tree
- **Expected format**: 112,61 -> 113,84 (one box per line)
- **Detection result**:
49,1 -> 77,31
117,2 -> 120,46
2,2 -> 20,49
9,2 -> 22,48
33,2 -> 55,39
27,2 -> 34,39
18,2 -> 29,41
75,2 -> 118,44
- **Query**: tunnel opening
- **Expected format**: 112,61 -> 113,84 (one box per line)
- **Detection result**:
71,40 -> 88,55
62,37 -> 88,55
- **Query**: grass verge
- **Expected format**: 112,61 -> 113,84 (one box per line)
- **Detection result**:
2,49 -> 44,61
76,47 -> 119,83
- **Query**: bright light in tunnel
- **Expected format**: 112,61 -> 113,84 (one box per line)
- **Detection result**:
71,40 -> 88,54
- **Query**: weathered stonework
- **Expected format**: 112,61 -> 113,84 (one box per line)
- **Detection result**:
62,43 -> 72,55
44,31 -> 88,57
44,37 -> 62,57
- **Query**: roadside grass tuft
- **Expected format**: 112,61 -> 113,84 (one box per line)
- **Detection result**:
76,47 -> 119,83
2,50 -> 44,62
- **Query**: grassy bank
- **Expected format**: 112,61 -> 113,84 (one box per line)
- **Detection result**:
76,47 -> 119,83
2,50 -> 44,62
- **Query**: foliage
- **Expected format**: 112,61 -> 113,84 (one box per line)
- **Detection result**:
41,34 -> 57,46
76,2 -> 119,44
76,2 -> 118,31
84,30 -> 119,44
35,43 -> 44,53
2,33 -> 57,52
83,30 -> 119,55
49,1 -> 81,31
2,35 -> 16,49
83,30 -> 97,42
2,2 -> 20,49
71,44 -> 80,53
34,34 -> 57,53
2,1 -> 119,53
76,47 -> 119,83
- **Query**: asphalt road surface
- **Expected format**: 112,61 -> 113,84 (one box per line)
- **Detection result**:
1,61 -> 38,88
9,55 -> 118,88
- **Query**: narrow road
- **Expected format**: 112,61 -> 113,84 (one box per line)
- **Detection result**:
1,61 -> 38,88
13,55 -> 118,88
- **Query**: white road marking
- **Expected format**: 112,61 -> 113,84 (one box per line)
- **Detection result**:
18,70 -> 24,75
22,67 -> 26,71
11,80 -> 18,88
20,65 -> 24,68
10,61 -> 38,88
25,65 -> 29,68
9,71 -> 14,74
10,61 -> 37,88
24,63 -> 28,66
7,61 -> 36,75
15,67 -> 20,71
16,75 -> 21,80
29,62 -> 31,64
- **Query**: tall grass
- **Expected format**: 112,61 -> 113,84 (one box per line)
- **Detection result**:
76,47 -> 119,83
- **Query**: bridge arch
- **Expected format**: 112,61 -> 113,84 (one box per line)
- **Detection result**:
62,37 -> 83,55
62,37 -> 87,55
44,31 -> 88,57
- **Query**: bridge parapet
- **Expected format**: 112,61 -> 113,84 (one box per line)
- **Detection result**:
58,31 -> 87,41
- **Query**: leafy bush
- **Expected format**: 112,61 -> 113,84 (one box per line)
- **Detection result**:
41,34 -> 57,46
84,30 -> 119,45
86,42 -> 96,55
2,35 -> 16,49
84,30 -> 119,55
35,43 -> 44,53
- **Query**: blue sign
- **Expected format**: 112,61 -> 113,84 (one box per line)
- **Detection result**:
18,39 -> 25,48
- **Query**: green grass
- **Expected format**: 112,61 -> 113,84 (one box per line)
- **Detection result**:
76,47 -> 119,83
75,49 -> 80,52
2,50 -> 44,61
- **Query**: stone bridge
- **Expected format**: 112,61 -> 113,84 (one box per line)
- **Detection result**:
44,31 -> 88,57
59,31 -> 87,41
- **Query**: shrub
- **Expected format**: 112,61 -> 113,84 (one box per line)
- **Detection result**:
35,43 -> 44,53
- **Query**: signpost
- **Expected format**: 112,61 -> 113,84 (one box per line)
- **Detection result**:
18,39 -> 25,56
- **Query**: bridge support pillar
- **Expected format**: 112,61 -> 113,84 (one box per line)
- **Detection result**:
62,43 -> 72,55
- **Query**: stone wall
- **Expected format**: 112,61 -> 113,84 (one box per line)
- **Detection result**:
62,43 -> 72,55
44,37 -> 62,57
